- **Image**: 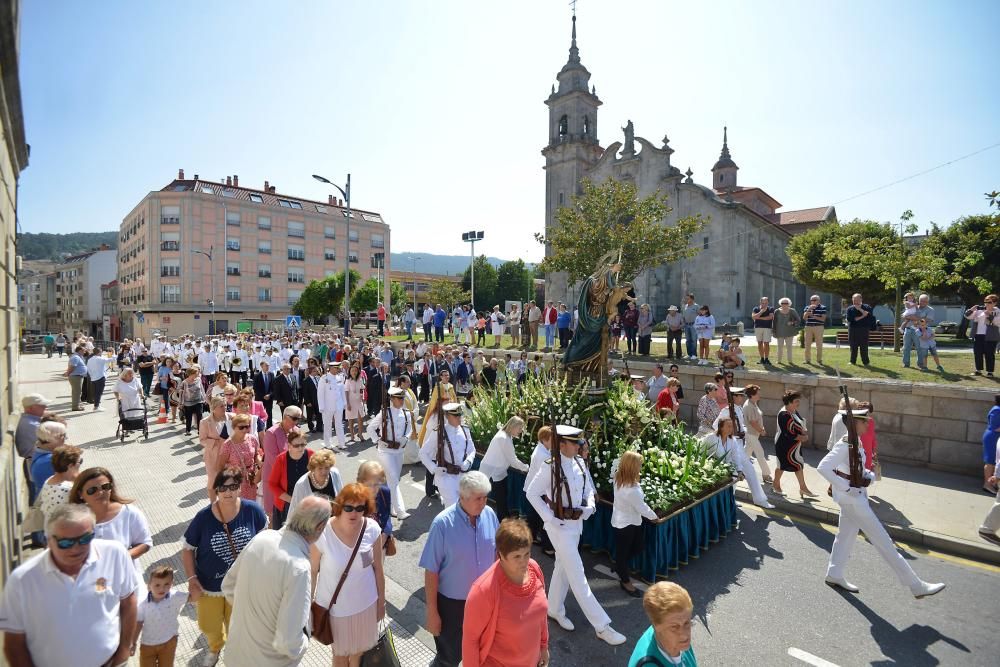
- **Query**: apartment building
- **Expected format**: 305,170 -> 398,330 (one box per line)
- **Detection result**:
18,270 -> 55,333
53,246 -> 118,337
101,279 -> 120,341
118,171 -> 391,337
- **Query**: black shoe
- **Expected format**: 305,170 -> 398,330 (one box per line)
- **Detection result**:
542,548 -> 555,558
620,582 -> 642,598
427,491 -> 440,499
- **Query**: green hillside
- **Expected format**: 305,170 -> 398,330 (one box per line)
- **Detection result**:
16,231 -> 118,260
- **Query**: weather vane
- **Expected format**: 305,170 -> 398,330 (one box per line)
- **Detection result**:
570,0 -> 577,16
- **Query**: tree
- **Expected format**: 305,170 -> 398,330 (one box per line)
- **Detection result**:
922,212 -> 1000,337
461,255 -> 499,311
291,269 -> 361,323
786,220 -> 896,305
496,259 -> 534,304
534,178 -> 706,284
426,279 -> 471,311
350,278 -> 381,314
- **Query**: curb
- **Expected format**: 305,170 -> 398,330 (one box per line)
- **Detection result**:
734,487 -> 1000,566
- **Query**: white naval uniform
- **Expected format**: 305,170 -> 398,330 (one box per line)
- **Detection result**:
366,406 -> 414,514
401,389 -> 421,464
713,406 -> 770,506
817,437 -> 921,589
419,422 -> 475,507
200,350 -> 220,376
317,372 -> 347,449
525,456 -> 612,632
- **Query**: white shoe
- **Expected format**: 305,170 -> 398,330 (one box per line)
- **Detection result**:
396,510 -> 410,520
688,355 -> 697,360
758,501 -> 776,510
825,576 -> 859,593
548,612 -> 574,631
94,406 -> 105,412
202,651 -> 220,666
911,581 -> 946,598
596,625 -> 626,646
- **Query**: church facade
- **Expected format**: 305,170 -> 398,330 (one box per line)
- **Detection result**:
542,16 -> 836,324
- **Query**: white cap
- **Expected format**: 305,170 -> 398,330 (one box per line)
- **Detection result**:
21,393 -> 50,409
838,408 -> 871,419
442,402 -> 463,414
555,424 -> 584,441
388,387 -> 404,397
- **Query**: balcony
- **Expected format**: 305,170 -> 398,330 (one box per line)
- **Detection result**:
226,268 -> 241,276
160,268 -> 181,277
287,251 -> 304,261
160,241 -> 179,251
259,247 -> 271,254
226,241 -> 241,251
324,252 -> 336,260
258,270 -> 271,278
160,216 -> 180,225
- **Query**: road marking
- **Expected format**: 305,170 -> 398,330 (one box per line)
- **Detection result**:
741,504 -> 1000,574
788,648 -> 840,666
592,564 -> 648,592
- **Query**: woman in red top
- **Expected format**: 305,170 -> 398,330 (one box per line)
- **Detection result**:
267,427 -> 312,529
655,378 -> 682,422
462,518 -> 549,667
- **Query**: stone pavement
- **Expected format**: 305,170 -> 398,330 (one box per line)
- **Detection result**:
19,354 -> 436,667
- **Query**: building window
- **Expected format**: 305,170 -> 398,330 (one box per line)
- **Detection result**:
361,213 -> 382,223
161,260 -> 180,277
288,221 -> 305,237
348,251 -> 359,263
160,241 -> 179,251
288,269 -> 305,283
316,204 -> 327,213
161,285 -> 180,304
349,230 -> 359,242
558,115 -> 568,138
558,192 -> 564,205
258,216 -> 271,230
736,292 -> 740,309
160,231 -> 179,251
324,249 -> 336,260
258,240 -> 271,254
371,234 -> 384,249
288,289 -> 302,306
258,287 -> 271,302
324,226 -> 336,239
227,288 -> 241,301
226,261 -> 241,276
226,211 -> 241,226
341,211 -> 355,219
287,245 -> 305,261
160,205 -> 180,225
201,186 -> 215,195
703,236 -> 709,250
277,199 -> 303,209
258,264 -> 271,278
227,239 -> 241,251
249,193 -> 264,204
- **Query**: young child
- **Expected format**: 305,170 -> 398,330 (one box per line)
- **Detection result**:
916,318 -> 945,372
133,565 -> 188,666
611,451 -> 658,597
899,292 -> 918,334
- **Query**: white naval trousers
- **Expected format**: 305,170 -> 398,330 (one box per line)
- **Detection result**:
744,435 -> 772,480
378,446 -> 406,514
827,493 -> 920,588
437,472 -> 461,507
322,408 -> 346,449
545,522 -> 612,631
740,459 -> 770,506
980,487 -> 1000,535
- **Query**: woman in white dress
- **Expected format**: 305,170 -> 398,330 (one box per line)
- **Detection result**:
69,466 -> 152,566
490,305 -> 504,348
38,444 -> 83,532
480,417 -> 529,521
113,367 -> 145,417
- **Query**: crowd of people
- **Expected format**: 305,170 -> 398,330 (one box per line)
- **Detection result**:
8,299 -> 996,666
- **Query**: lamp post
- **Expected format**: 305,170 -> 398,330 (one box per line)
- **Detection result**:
313,173 -> 351,335
192,246 -> 215,335
411,256 -> 421,312
462,231 -> 484,308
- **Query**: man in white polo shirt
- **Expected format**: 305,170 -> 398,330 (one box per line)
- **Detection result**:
0,504 -> 139,667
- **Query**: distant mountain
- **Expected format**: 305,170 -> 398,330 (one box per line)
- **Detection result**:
391,252 -> 529,276
16,231 -> 118,261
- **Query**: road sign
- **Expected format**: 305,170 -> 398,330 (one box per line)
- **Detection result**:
285,315 -> 302,328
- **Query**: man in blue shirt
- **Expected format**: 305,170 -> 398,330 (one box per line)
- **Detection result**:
433,304 -> 447,343
64,346 -> 88,411
419,471 -> 498,667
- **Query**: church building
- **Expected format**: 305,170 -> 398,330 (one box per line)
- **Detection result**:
542,15 -> 837,324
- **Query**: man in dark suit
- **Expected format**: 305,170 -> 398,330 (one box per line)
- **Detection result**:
365,358 -> 384,417
302,366 -> 323,433
253,360 -> 276,428
273,363 -> 300,417
290,355 -> 308,423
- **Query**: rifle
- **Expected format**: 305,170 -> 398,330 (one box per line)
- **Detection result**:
724,384 -> 745,440
434,391 -> 461,474
380,376 -> 399,449
836,368 -> 866,488
545,401 -> 569,520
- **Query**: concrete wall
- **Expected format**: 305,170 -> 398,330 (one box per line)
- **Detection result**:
622,358 -> 993,475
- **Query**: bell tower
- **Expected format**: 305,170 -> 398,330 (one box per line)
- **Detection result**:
541,11 -> 604,304
712,126 -> 739,192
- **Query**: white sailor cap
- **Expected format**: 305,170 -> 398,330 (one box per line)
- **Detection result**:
728,386 -> 747,394
630,374 -> 645,380
442,402 -> 464,415
838,408 -> 871,419
388,387 -> 404,397
555,424 -> 584,441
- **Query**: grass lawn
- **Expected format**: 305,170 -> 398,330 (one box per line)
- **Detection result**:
382,331 -> 996,388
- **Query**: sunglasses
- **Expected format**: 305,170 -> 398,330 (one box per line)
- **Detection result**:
217,482 -> 241,492
340,503 -> 367,513
84,482 -> 113,496
54,531 -> 96,550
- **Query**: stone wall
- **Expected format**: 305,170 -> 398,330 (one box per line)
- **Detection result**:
629,360 -> 993,474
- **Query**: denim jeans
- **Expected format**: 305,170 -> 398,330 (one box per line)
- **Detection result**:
684,324 -> 697,357
901,327 -> 925,367
544,324 -> 555,348
405,321 -> 414,339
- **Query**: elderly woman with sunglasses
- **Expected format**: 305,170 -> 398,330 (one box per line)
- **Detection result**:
200,396 -> 230,500
310,483 -> 386,666
218,413 -> 263,502
70,466 -> 152,565
266,427 -> 312,529
183,468 -> 268,666
289,448 -> 344,511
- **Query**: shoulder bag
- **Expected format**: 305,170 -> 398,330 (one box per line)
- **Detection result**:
311,524 -> 366,645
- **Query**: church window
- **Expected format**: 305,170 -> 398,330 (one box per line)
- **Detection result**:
583,116 -> 591,137
736,292 -> 741,309
558,115 -> 568,138
719,174 -> 724,184
703,236 -> 709,250
559,192 -> 564,205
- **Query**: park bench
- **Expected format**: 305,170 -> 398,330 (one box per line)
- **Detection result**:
834,325 -> 897,348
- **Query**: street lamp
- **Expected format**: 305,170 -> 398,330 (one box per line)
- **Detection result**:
462,231 -> 484,308
411,256 -> 421,312
313,173 -> 352,335
191,246 -> 215,335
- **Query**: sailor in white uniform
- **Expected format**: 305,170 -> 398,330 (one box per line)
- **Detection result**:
419,402 -> 475,507
367,387 -> 414,520
317,361 -> 347,450
525,425 -> 626,647
818,409 -> 945,598
713,387 -> 774,509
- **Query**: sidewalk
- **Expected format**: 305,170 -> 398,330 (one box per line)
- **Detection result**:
732,447 -> 1000,565
18,354 -> 436,667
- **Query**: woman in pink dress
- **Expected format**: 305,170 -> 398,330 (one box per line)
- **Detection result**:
217,413 -> 262,501
344,363 -> 366,441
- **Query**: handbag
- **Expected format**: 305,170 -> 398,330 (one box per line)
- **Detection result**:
23,494 -> 45,534
361,622 -> 402,667
384,534 -> 397,557
311,524 -> 365,645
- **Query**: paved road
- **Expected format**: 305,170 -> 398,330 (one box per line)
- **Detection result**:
20,355 -> 998,666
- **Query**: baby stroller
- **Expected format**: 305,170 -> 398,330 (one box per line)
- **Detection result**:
117,395 -> 149,442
